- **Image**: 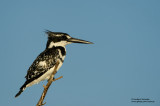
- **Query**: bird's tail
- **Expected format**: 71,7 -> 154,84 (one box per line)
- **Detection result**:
15,84 -> 26,98
15,89 -> 23,97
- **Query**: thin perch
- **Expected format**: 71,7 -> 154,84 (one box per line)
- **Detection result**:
36,61 -> 63,106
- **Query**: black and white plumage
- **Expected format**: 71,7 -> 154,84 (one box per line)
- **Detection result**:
15,30 -> 93,97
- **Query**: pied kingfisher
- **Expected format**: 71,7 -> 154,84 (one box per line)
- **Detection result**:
15,30 -> 93,97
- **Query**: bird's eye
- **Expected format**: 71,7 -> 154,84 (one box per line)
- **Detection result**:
62,36 -> 67,40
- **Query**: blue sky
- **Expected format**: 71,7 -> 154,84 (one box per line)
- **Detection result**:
0,0 -> 160,106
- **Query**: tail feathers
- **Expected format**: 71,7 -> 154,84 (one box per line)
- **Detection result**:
15,89 -> 23,98
15,84 -> 26,98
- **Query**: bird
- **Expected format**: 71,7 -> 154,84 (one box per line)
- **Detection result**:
15,30 -> 93,97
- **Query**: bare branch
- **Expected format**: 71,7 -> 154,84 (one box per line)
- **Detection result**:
36,61 -> 62,106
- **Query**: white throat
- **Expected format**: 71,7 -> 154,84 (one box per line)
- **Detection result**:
48,41 -> 69,48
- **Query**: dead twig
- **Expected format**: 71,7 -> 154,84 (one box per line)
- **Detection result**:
36,61 -> 63,106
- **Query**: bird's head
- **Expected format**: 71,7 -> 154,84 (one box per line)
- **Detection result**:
46,30 -> 93,49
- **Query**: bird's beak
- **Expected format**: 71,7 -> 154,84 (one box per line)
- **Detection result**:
68,37 -> 93,44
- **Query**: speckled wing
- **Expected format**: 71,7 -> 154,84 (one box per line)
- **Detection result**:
15,48 -> 63,97
25,48 -> 59,83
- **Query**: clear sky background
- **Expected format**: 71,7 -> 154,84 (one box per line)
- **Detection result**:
0,0 -> 160,106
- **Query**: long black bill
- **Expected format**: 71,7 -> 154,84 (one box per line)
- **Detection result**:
68,37 -> 93,44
